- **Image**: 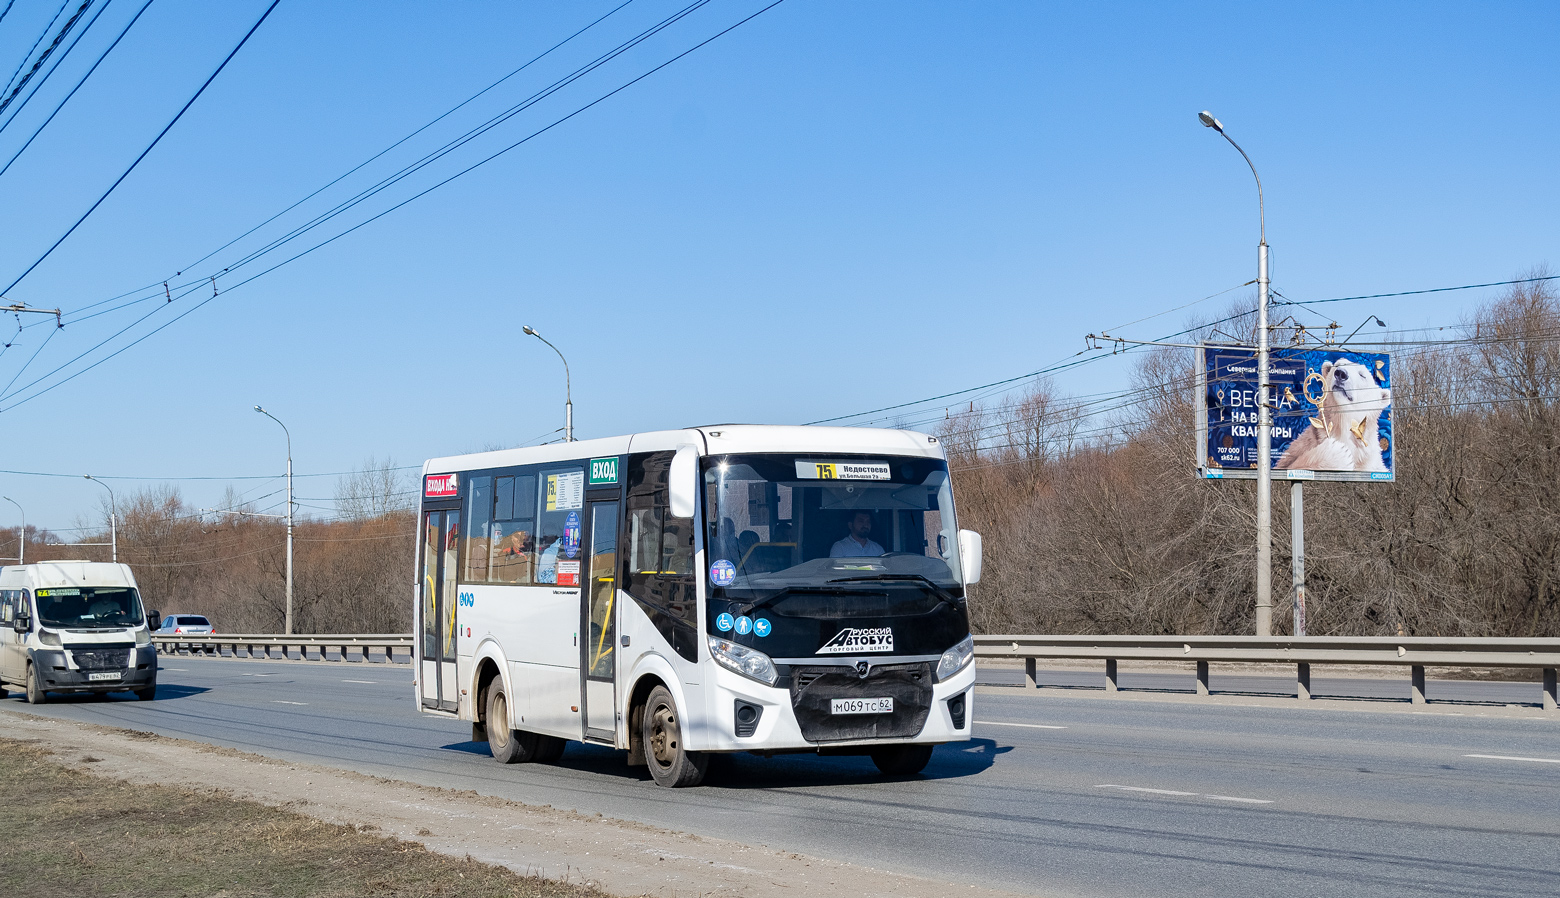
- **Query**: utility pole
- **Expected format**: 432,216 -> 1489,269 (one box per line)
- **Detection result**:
254,406 -> 294,634
3,496 -> 23,564
523,325 -> 573,441
83,475 -> 117,562
1200,110 -> 1273,636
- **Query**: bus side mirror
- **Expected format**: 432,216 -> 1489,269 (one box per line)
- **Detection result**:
12,614 -> 29,633
958,529 -> 983,586
668,446 -> 699,519
147,611 -> 161,631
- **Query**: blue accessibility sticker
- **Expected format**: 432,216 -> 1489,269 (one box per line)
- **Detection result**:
709,559 -> 736,587
753,618 -> 771,638
716,612 -> 734,632
734,616 -> 753,636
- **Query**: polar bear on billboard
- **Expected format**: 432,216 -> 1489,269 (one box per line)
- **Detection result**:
1276,358 -> 1392,472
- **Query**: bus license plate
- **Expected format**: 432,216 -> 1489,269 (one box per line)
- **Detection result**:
831,697 -> 892,715
88,672 -> 121,682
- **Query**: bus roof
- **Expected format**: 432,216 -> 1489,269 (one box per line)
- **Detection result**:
0,561 -> 138,589
422,425 -> 945,476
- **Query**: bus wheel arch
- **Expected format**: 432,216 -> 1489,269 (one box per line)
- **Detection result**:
473,657 -> 503,742
625,674 -> 670,767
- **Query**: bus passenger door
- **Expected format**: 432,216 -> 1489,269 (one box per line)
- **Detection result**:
420,509 -> 460,712
582,500 -> 619,740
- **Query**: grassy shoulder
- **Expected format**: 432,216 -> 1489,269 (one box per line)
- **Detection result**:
0,737 -> 614,898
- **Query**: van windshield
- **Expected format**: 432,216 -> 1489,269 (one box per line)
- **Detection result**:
35,587 -> 144,629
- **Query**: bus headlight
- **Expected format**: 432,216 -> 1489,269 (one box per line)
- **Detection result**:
135,626 -> 152,646
936,634 -> 974,681
708,636 -> 778,686
38,628 -> 62,647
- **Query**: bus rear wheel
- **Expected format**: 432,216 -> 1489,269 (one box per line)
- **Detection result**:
642,685 -> 707,788
486,681 -> 565,764
870,744 -> 933,777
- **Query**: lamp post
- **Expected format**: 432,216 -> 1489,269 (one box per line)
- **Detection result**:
1199,110 -> 1273,637
3,496 -> 23,564
523,325 -> 573,441
83,475 -> 117,563
254,405 -> 295,635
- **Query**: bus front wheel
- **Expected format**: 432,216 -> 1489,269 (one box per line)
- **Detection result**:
642,685 -> 707,788
25,662 -> 47,705
871,744 -> 933,777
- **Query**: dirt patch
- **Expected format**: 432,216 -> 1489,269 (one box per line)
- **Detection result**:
0,708 -> 1034,898
0,736 -> 612,898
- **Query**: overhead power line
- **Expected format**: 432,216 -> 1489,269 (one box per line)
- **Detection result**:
2,0 -> 70,99
0,0 -> 281,298
0,0 -> 156,183
0,0 -> 100,133
0,0 -> 789,413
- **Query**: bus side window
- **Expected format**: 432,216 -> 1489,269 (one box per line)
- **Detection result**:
465,476 -> 492,582
0,590 -> 11,623
624,452 -> 697,662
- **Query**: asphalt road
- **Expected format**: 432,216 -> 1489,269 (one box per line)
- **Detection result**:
5,659 -> 1558,897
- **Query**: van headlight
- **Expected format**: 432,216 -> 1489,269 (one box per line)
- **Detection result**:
936,634 -> 974,681
135,626 -> 152,646
37,628 -> 62,647
708,636 -> 778,686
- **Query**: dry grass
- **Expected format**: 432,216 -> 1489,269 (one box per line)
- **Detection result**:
0,737 -> 615,898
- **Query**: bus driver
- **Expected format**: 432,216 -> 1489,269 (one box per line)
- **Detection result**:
830,510 -> 885,558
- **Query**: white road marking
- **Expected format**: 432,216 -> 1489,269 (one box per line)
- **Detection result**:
161,668 -> 187,671
1096,784 -> 1272,803
978,720 -> 1067,730
1096,785 -> 1196,796
1465,753 -> 1560,764
341,679 -> 377,684
271,700 -> 308,705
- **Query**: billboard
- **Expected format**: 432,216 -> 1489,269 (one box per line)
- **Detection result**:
1196,345 -> 1394,482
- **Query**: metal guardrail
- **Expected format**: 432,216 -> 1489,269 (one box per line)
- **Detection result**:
975,634 -> 1560,710
151,634 -> 413,664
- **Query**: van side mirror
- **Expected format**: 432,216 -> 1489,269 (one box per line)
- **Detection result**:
147,611 -> 161,631
12,614 -> 29,633
958,529 -> 983,586
668,446 -> 699,519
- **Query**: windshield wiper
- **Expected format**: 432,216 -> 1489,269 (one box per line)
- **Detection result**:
827,573 -> 963,608
730,585 -> 870,616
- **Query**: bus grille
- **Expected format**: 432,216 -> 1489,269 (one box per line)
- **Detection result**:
69,648 -> 131,671
788,662 -> 933,743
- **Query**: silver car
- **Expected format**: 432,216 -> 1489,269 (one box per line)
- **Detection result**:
154,614 -> 214,636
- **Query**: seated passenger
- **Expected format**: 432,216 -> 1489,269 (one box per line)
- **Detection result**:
737,530 -> 761,563
830,510 -> 885,558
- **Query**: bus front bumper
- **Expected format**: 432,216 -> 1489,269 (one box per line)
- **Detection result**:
693,658 -> 976,752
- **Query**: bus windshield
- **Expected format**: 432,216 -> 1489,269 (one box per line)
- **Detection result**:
34,587 -> 145,629
704,453 -> 963,594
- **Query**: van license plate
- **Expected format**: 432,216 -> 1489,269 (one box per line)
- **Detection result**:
831,697 -> 892,715
88,672 -> 121,682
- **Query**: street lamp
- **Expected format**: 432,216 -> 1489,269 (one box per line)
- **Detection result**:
3,496 -> 23,564
523,325 -> 573,441
254,405 -> 295,635
1199,110 -> 1274,637
83,475 -> 117,563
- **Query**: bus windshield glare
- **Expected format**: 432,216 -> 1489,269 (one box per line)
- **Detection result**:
704,453 -> 963,594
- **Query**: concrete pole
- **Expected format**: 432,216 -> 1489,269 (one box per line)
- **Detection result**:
84,475 -> 117,564
1291,481 -> 1306,636
255,406 -> 295,635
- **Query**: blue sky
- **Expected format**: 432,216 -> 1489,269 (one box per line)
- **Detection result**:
0,0 -> 1556,532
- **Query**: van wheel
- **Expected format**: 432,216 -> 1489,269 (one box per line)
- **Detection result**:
25,662 -> 47,704
135,683 -> 157,702
0,681 -> 8,699
870,744 -> 933,777
642,685 -> 707,787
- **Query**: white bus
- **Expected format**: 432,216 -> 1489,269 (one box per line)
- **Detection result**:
414,425 -> 982,787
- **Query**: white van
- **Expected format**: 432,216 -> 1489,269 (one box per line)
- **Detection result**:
0,561 -> 159,703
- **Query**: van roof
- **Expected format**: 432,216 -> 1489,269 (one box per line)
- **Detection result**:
0,561 -> 138,589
